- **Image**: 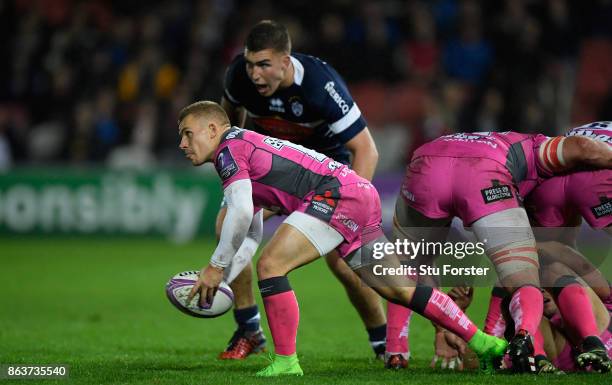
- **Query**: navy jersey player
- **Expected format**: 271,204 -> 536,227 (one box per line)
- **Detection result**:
214,20 -> 387,360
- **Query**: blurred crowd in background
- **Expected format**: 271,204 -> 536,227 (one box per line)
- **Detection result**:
1,0 -> 611,171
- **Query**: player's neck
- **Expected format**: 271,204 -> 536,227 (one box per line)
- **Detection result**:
279,58 -> 295,89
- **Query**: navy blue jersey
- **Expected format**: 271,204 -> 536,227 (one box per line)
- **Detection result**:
223,53 -> 367,164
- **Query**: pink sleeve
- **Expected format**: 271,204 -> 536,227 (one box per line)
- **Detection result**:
214,140 -> 253,189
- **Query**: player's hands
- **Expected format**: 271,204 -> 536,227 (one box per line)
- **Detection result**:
430,330 -> 465,370
448,286 -> 473,310
187,264 -> 224,308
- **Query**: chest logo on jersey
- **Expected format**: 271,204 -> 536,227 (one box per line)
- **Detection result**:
591,197 -> 612,218
291,100 -> 304,116
269,98 -> 285,113
481,180 -> 513,204
216,147 -> 239,181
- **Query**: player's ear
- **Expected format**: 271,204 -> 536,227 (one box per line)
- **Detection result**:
281,54 -> 290,69
208,122 -> 218,139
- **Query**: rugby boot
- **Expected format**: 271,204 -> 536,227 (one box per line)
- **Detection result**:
468,329 -> 507,374
507,329 -> 536,373
256,353 -> 303,377
384,353 -> 408,369
534,355 -> 564,374
576,336 -> 612,373
219,327 -> 266,360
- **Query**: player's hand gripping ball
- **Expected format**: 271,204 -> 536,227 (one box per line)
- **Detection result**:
165,271 -> 234,318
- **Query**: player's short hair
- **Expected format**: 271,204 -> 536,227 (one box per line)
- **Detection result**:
245,20 -> 291,54
178,101 -> 230,126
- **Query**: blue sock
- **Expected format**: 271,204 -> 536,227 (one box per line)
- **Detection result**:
234,305 -> 260,333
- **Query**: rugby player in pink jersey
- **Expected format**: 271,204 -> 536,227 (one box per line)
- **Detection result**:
445,285 -> 611,373
177,101 -> 508,377
387,130 -> 612,373
519,121 -> 612,371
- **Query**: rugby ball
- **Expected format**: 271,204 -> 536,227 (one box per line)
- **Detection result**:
165,270 -> 234,318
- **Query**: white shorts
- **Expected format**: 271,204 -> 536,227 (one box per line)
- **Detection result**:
284,211 -> 344,256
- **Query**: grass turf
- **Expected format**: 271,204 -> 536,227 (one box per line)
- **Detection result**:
0,238 -> 609,384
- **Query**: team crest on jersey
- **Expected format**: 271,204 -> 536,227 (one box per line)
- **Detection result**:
269,98 -> 285,113
216,147 -> 239,181
591,196 -> 612,219
291,100 -> 304,116
481,180 -> 513,204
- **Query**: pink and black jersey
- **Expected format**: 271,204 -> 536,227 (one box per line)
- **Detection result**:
212,127 -> 383,257
526,122 -> 612,228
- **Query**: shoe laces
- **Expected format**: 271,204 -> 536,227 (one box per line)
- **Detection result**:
229,337 -> 254,355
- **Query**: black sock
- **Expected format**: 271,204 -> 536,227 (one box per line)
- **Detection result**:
367,324 -> 387,350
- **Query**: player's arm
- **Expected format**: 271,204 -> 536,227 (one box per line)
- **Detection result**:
224,209 -> 263,283
189,179 -> 254,306
539,135 -> 612,173
211,179 -> 254,269
314,64 -> 379,180
344,127 -> 379,181
221,96 -> 247,127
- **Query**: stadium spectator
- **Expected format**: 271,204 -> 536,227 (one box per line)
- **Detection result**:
2,0 -> 610,168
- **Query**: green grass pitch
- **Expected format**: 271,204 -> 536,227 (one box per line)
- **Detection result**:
0,238 -> 608,384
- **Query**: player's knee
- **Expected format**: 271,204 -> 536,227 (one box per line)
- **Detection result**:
256,253 -> 286,279
539,264 -> 560,288
375,285 -> 414,307
484,238 -> 539,284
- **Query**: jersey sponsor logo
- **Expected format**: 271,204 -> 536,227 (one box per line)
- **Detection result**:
401,185 -> 415,202
335,212 -> 359,232
591,197 -> 612,219
216,147 -> 239,181
307,189 -> 338,222
291,100 -> 304,116
324,81 -> 350,114
441,133 -> 499,148
481,180 -> 513,204
269,98 -> 285,113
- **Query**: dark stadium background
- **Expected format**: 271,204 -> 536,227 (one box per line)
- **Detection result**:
1,1 -> 611,384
